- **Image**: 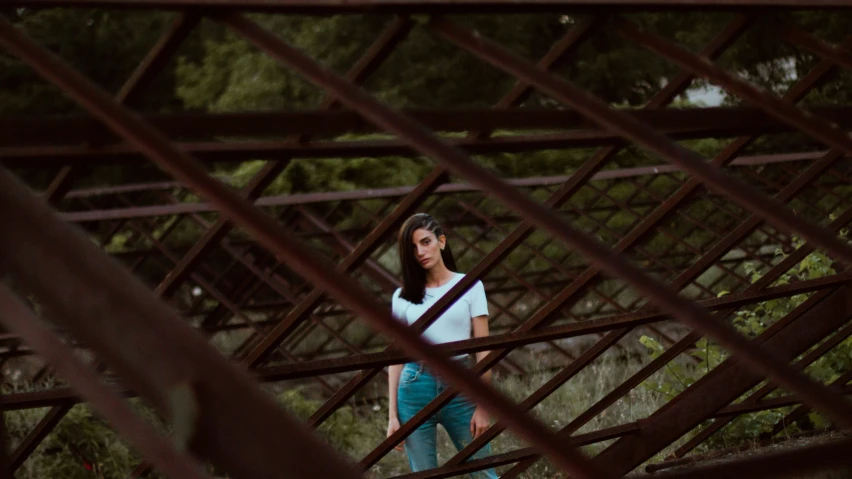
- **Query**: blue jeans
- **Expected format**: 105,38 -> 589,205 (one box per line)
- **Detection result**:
397,360 -> 498,478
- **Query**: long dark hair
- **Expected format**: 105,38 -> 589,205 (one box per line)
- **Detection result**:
398,213 -> 457,304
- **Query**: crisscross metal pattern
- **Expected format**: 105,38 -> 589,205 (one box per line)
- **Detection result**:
1,3 -> 852,479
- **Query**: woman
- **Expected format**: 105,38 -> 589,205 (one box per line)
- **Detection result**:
387,213 -> 498,478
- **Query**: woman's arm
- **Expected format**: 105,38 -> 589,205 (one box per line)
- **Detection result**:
472,315 -> 491,383
470,314 -> 491,438
387,364 -> 404,450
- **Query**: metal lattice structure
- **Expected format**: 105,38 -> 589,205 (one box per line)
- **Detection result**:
1,2 -> 852,478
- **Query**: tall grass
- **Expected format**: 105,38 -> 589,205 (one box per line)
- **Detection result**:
309,351 -> 671,478
9,348 -> 831,478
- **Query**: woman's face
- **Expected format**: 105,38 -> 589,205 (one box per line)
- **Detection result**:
411,228 -> 445,271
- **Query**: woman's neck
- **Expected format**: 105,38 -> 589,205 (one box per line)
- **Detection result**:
425,264 -> 455,288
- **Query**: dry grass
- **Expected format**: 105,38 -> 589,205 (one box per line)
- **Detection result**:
359,351 -> 671,478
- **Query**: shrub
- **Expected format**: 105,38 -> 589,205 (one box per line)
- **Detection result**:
639,233 -> 852,452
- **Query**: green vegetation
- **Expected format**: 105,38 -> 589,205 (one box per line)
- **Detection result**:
639,234 -> 851,453
3,354 -> 663,478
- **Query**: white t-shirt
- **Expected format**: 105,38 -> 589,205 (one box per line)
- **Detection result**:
391,272 -> 489,347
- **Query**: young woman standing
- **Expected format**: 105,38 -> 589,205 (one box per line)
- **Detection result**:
387,213 -> 498,478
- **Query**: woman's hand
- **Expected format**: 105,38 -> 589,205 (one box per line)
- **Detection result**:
387,416 -> 404,451
470,407 -> 490,439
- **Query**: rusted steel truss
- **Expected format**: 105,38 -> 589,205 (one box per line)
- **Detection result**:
1,2 -> 852,479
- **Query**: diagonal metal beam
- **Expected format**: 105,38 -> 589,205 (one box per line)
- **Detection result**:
154,15 -> 414,300
0,168 -> 364,478
591,284 -> 850,475
9,14 -> 203,471
651,436 -> 852,479
671,318 -> 852,458
0,286 -> 211,479
296,207 -> 400,292
43,13 -> 200,205
0,12 -> 614,479
780,23 -> 852,70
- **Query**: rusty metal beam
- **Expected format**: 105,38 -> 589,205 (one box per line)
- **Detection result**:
10,194 -> 200,469
10,13 -> 202,462
671,318 -> 852,457
43,13 -> 200,205
6,0 -> 852,13
651,437 -> 852,479
12,105 -> 852,148
612,18 -> 852,220
4,126 -> 796,168
0,286 -> 211,479
0,160 -> 362,479
296,207 -> 400,292
590,285 -> 850,475
480,14 -> 605,119
59,149 -> 820,204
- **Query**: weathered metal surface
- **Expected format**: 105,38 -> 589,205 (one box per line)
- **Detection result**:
2,4 -> 852,479
7,0 -> 852,13
8,106 -> 852,148
0,285 -> 211,479
0,163 -> 363,479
